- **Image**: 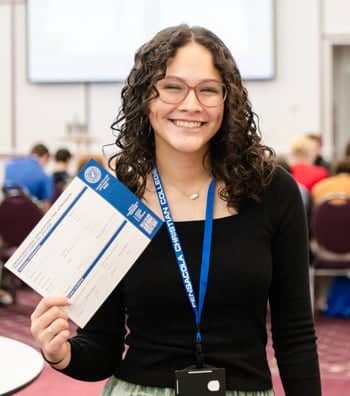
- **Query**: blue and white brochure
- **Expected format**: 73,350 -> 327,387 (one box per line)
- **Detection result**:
5,159 -> 163,327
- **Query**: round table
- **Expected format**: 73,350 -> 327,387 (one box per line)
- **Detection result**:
0,336 -> 44,395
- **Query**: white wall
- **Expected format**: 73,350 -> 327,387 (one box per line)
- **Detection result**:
332,47 -> 350,159
0,4 -> 12,151
1,0 -> 350,184
0,0 -> 122,158
246,0 -> 320,153
321,0 -> 350,160
323,0 -> 350,34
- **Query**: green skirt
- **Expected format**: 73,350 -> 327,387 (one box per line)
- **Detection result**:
102,376 -> 275,396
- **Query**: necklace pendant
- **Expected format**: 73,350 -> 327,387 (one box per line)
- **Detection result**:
189,193 -> 200,200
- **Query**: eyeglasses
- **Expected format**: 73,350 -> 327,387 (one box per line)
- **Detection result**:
155,77 -> 227,107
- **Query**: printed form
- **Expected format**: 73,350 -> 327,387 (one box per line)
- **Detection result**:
5,160 -> 163,327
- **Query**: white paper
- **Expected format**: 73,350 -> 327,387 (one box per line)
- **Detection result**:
5,160 -> 163,327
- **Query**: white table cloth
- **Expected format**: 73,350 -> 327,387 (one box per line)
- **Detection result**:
0,336 -> 44,395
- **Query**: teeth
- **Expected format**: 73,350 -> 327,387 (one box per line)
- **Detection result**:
173,120 -> 202,128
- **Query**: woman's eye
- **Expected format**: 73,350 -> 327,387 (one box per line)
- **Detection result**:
200,86 -> 220,94
163,84 -> 183,91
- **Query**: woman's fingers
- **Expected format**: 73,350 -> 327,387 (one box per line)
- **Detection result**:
31,305 -> 68,338
30,297 -> 72,366
36,317 -> 70,344
45,329 -> 71,355
31,296 -> 70,365
30,297 -> 72,351
41,328 -> 71,364
31,296 -> 70,321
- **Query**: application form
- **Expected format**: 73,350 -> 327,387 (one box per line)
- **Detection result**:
5,160 -> 163,327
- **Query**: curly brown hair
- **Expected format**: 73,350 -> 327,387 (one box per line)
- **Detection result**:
110,24 -> 275,209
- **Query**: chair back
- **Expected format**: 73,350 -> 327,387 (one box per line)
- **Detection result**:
2,185 -> 31,199
309,194 -> 350,312
311,194 -> 350,254
0,194 -> 43,249
310,194 -> 350,270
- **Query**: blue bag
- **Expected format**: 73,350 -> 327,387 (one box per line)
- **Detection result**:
325,276 -> 350,317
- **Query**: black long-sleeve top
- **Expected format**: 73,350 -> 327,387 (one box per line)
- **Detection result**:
61,167 -> 321,395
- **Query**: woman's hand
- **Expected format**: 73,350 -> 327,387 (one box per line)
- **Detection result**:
31,296 -> 72,369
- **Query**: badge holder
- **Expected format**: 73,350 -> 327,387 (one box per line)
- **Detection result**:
175,366 -> 226,396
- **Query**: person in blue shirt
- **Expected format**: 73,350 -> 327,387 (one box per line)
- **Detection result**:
4,143 -> 53,211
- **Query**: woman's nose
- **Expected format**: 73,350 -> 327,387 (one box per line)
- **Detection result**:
177,88 -> 202,111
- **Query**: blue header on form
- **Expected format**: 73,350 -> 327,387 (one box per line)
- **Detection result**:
78,159 -> 163,239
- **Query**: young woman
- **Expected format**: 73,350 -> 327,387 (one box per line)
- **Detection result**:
30,25 -> 321,395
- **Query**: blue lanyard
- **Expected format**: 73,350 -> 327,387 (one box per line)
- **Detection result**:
152,168 -> 215,366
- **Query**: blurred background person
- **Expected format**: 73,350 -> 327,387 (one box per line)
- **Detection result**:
345,140 -> 350,159
306,133 -> 332,173
311,158 -> 350,205
276,155 -> 310,210
289,135 -> 329,191
51,148 -> 73,203
3,143 -> 53,212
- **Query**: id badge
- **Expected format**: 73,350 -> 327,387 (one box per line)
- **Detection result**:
175,367 -> 226,396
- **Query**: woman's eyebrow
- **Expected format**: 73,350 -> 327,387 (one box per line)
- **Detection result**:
164,75 -> 222,83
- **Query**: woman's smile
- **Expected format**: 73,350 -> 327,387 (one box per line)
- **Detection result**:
170,119 -> 206,129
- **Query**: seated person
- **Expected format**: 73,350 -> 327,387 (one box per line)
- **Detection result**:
306,133 -> 332,174
3,143 -> 53,211
51,148 -> 73,202
345,140 -> 350,159
311,159 -> 350,205
289,135 -> 329,191
276,156 -> 310,210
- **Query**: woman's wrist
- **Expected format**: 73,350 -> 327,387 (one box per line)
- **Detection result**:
41,350 -> 65,365
40,342 -> 71,368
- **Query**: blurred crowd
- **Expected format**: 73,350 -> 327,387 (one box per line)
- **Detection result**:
278,133 -> 350,211
0,144 -> 108,305
1,134 -> 350,312
277,133 -> 350,314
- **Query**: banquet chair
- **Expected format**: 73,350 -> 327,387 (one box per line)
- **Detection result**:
0,189 -> 43,303
309,193 -> 350,311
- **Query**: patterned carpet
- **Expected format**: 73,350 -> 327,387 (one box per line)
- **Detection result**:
1,286 -> 349,395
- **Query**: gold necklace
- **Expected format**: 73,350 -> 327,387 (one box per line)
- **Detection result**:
189,192 -> 200,200
163,178 -> 211,201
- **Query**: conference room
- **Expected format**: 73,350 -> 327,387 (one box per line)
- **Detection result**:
0,1 -> 349,395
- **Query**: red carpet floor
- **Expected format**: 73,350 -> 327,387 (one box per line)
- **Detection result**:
1,286 -> 349,395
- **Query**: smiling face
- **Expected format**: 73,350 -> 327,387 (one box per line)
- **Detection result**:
148,41 -> 225,157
